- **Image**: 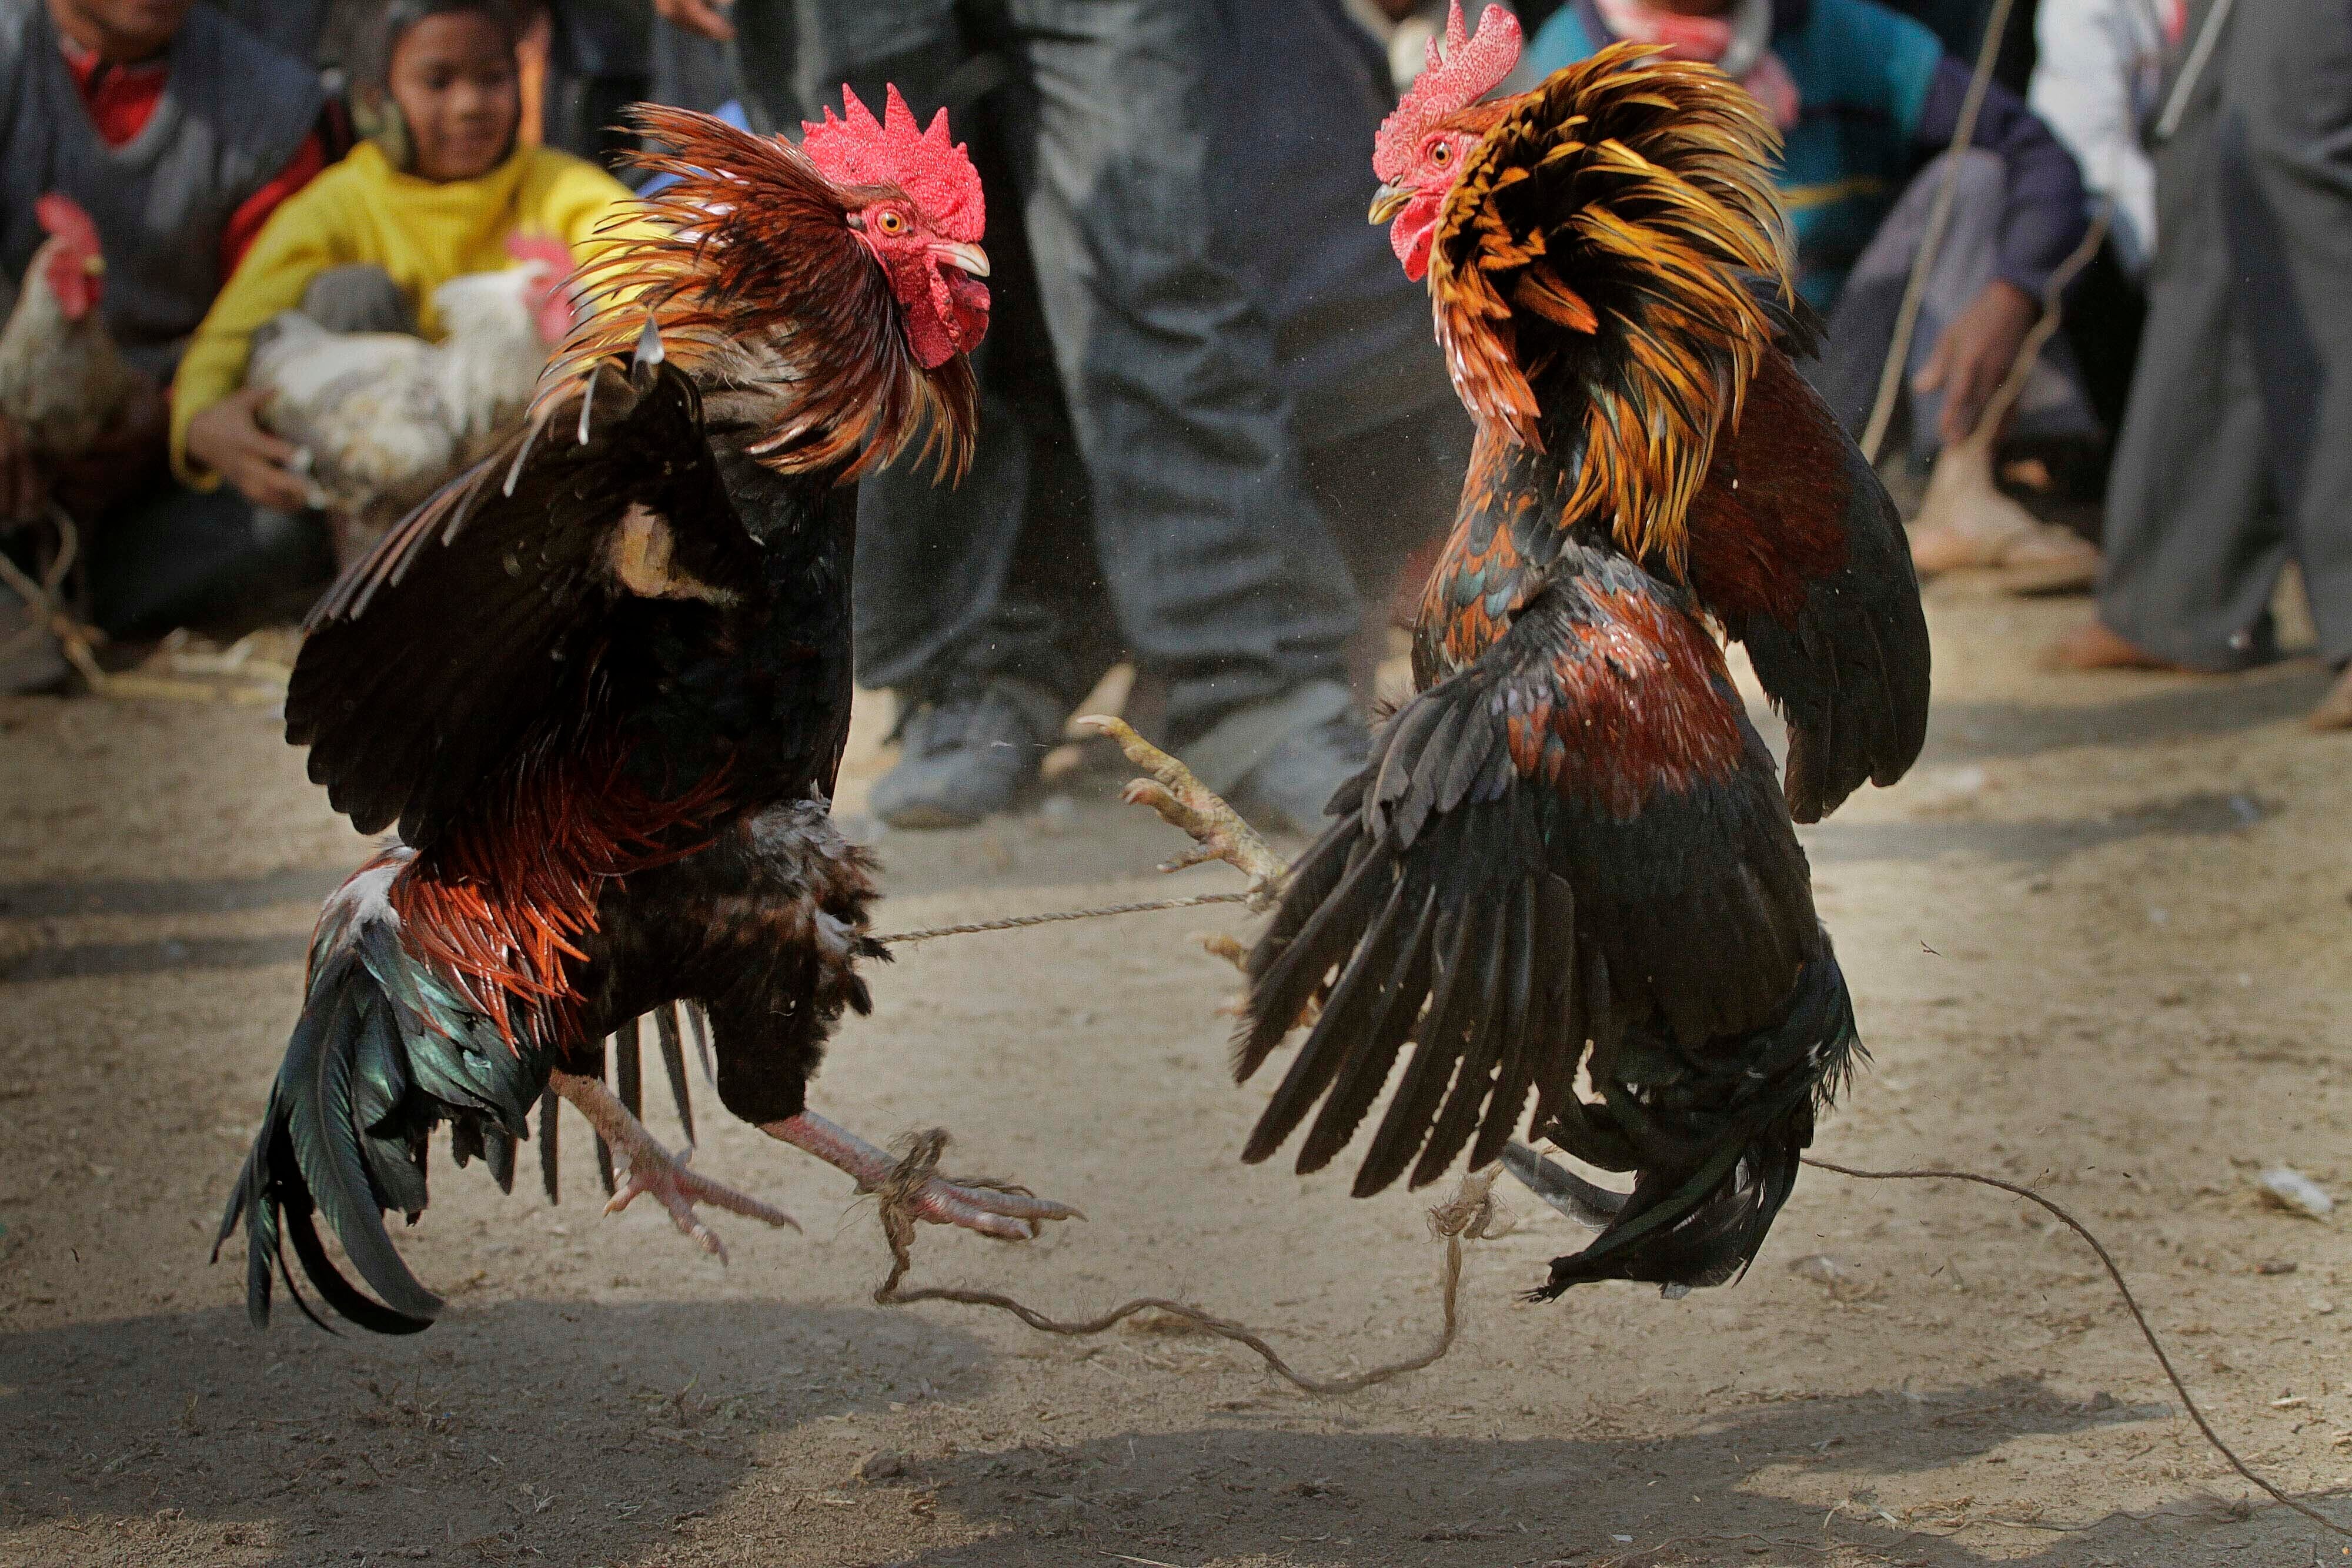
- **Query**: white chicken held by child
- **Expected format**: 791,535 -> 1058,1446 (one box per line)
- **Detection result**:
250,233 -> 577,559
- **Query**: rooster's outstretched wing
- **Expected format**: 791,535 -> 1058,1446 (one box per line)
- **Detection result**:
286,353 -> 769,851
1242,546 -> 1817,1188
1687,345 -> 1932,823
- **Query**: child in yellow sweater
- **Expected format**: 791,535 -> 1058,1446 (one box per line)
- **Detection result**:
178,0 -> 633,509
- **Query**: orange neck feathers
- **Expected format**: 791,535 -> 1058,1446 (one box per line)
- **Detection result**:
548,104 -> 978,486
1425,45 -> 1795,573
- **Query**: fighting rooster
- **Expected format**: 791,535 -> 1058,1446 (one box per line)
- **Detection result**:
1120,14 -> 1929,1299
219,88 -> 1072,1335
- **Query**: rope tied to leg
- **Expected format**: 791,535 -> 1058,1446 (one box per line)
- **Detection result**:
868,1131 -> 1509,1397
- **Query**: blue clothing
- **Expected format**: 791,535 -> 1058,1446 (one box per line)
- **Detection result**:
1525,0 -> 2085,309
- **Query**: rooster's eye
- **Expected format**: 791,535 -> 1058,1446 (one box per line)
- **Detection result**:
1429,141 -> 1453,166
876,210 -> 908,236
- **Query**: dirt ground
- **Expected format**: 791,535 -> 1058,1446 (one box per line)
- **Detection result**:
4,582 -> 2351,1568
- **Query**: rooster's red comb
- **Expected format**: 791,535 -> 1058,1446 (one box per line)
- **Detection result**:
800,83 -> 984,244
1372,2 -> 1524,183
35,193 -> 99,257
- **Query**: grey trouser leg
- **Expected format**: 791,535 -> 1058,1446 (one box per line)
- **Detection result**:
1813,149 -> 2097,457
2098,322 -> 2280,670
741,0 -> 1361,741
2218,0 -> 2352,666
991,0 -> 1358,739
2099,0 -> 2352,669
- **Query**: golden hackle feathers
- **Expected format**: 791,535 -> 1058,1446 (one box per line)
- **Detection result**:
542,103 -> 977,485
1428,44 -> 1795,571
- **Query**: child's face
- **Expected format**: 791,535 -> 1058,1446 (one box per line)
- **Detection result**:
389,12 -> 520,183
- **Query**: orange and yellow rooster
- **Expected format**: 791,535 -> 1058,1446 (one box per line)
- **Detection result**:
1135,11 -> 1930,1299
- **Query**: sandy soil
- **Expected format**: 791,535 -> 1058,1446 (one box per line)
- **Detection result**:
4,583 -> 2351,1568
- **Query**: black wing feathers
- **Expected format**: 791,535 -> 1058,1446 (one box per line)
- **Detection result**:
1241,574 -> 1814,1185
1238,563 -> 1851,1289
1700,338 -> 1931,824
286,357 -> 768,849
1743,414 -> 1930,823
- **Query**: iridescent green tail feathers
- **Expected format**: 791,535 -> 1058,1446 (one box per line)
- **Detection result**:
214,858 -> 549,1333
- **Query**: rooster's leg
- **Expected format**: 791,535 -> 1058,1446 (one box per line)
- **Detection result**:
549,1070 -> 799,1261
761,1111 -> 1083,1241
1074,716 -> 1288,901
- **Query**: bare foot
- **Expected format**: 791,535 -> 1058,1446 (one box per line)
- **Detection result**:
2040,621 -> 2181,674
1910,437 -> 2097,591
762,1110 -> 1083,1240
550,1071 -> 798,1261
1990,526 -> 2099,595
2312,664 -> 2352,731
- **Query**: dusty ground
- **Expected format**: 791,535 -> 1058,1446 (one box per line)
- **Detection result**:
4,583 -> 2351,1568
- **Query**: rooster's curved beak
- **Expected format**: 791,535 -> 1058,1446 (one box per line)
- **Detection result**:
1368,182 -> 1412,225
930,241 -> 990,279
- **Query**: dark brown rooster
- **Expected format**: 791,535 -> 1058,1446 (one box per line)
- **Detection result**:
1132,13 -> 1929,1299
218,89 -> 1074,1335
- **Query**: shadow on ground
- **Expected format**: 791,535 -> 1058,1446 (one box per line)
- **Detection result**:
880,1383 -> 2331,1567
2,1300 -> 994,1566
1922,665 -> 2335,766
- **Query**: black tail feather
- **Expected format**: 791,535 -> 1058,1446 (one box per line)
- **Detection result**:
1529,940 -> 1862,1298
616,1017 -> 643,1121
686,1002 -> 716,1088
537,1086 -> 560,1203
656,1004 -> 696,1145
214,957 -> 441,1332
217,936 -> 547,1335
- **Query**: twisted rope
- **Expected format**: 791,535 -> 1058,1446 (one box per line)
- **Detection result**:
870,1129 -> 1508,1396
871,890 -> 1255,947
1806,1157 -> 2351,1540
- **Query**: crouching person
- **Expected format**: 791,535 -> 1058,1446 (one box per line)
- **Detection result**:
0,0 -> 326,688
175,0 -> 635,573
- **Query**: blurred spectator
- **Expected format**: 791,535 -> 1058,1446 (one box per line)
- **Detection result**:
681,0 -> 1459,832
0,0 -> 326,684
539,0 -> 650,167
175,0 -> 632,521
1527,1 -> 2090,457
2029,0 -> 2179,281
1526,0 -> 2095,582
1886,0 -> 2034,89
649,2 -> 734,113
1214,1 -> 1472,673
2051,0 -> 2352,730
2029,0 -> 2179,443
204,0 -> 333,65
